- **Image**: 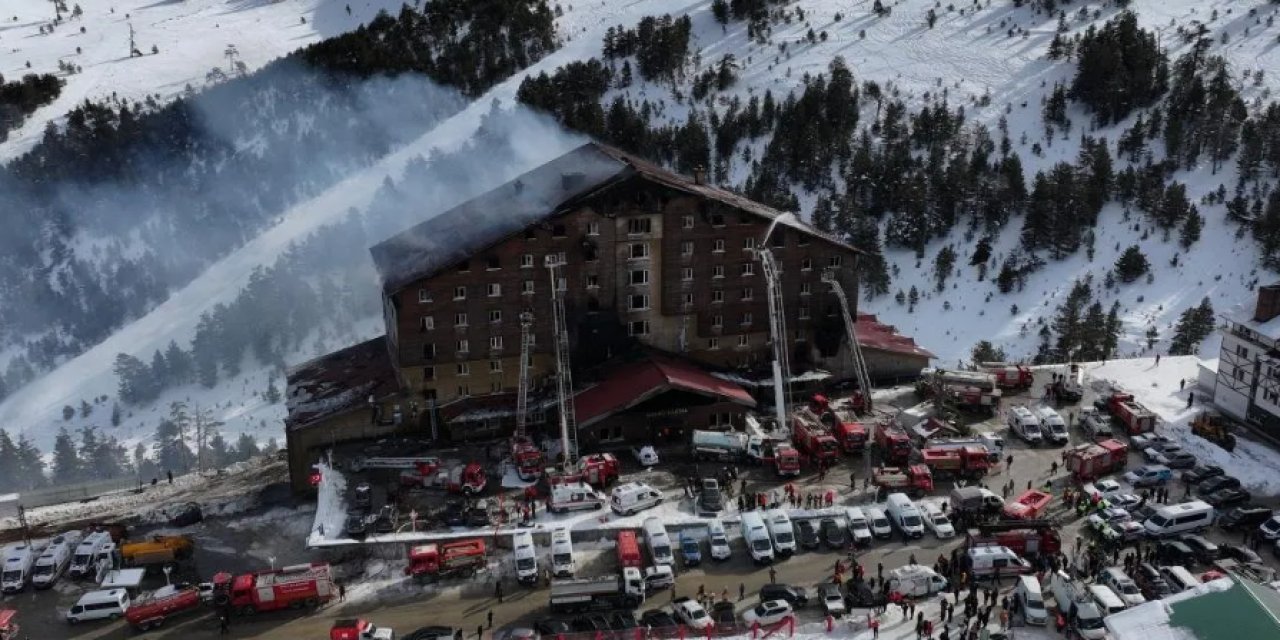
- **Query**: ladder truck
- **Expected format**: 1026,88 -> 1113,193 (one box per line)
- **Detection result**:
511,311 -> 544,481
755,233 -> 792,434
821,267 -> 874,415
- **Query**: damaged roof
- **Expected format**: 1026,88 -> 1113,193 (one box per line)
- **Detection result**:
369,141 -> 864,294
856,313 -> 934,359
574,357 -> 757,428
285,337 -> 400,430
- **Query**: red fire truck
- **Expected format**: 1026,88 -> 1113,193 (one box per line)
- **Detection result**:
510,436 -> 544,481
125,585 -> 202,631
871,465 -> 934,498
920,445 -> 990,480
405,539 -> 486,582
792,412 -> 840,463
1065,439 -> 1129,482
1096,392 -> 1157,435
979,363 -> 1035,389
811,395 -> 869,453
212,563 -> 335,616
616,531 -> 642,569
972,520 -> 1061,557
875,426 -> 913,466
401,460 -> 488,495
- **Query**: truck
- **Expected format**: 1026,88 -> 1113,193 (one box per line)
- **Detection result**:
1095,392 -> 1157,435
768,443 -> 802,477
543,453 -> 620,491
31,531 -> 81,589
950,486 -> 1005,517
871,465 -> 934,498
980,363 -> 1035,389
0,610 -> 16,640
1049,570 -> 1106,639
120,535 -> 194,567
811,395 -> 869,453
974,520 -> 1061,558
1051,364 -> 1084,402
509,436 -> 545,481
125,585 -> 202,631
920,445 -> 990,480
400,460 -> 487,496
331,619 -> 395,640
548,567 -> 645,613
405,539 -> 486,582
791,411 -> 840,463
1002,490 -> 1053,520
1189,411 -> 1237,452
349,455 -> 441,472
874,426 -> 913,466
1065,439 -> 1128,482
212,563 -> 335,616
691,430 -> 749,462
927,435 -> 1004,461
919,369 -> 1002,414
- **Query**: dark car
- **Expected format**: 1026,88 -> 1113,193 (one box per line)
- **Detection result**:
1155,540 -> 1197,566
1180,534 -> 1221,564
344,512 -> 369,538
1219,506 -> 1274,530
796,520 -> 821,550
1158,451 -> 1198,469
168,502 -> 203,528
1133,563 -> 1173,600
844,580 -> 887,608
572,615 -> 608,632
760,583 -> 809,608
820,518 -> 846,549
710,601 -> 737,630
1220,544 -> 1263,565
533,620 -> 572,636
353,482 -> 372,509
404,627 -> 460,640
466,500 -> 492,527
1197,476 -> 1242,497
640,610 -> 678,630
699,478 -> 723,513
1182,465 -> 1225,484
609,612 -> 638,630
373,504 -> 398,533
1205,487 -> 1251,508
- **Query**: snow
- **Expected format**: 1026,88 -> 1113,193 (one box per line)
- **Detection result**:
1106,576 -> 1235,640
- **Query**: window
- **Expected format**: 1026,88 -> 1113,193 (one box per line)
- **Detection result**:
417,289 -> 432,303
488,310 -> 502,323
521,254 -> 534,268
522,280 -> 535,295
629,320 -> 650,336
741,312 -> 753,325
797,234 -> 810,246
713,239 -> 725,253
771,231 -> 785,248
422,366 -> 435,381
741,288 -> 754,301
457,385 -> 471,397
417,316 -> 433,332
629,294 -> 650,310
682,215 -> 694,229
828,255 -> 843,267
552,224 -> 567,238
712,315 -> 724,328
630,243 -> 650,259
738,213 -> 751,225
800,282 -> 812,296
587,274 -> 600,288
712,290 -> 724,303
1265,389 -> 1278,403
454,312 -> 468,327
743,237 -> 756,250
456,339 -> 470,354
630,269 -> 650,285
681,241 -> 694,256
713,265 -> 725,279
457,362 -> 471,376
682,293 -> 693,306
524,227 -> 537,240
422,344 -> 436,359
487,256 -> 501,270
1236,368 -> 1247,382
587,221 -> 600,236
487,283 -> 502,297
490,381 -> 503,394
710,213 -> 725,227
741,262 -> 755,276
737,335 -> 749,348
457,261 -> 470,273
799,305 -> 810,319
708,337 -> 720,350
1238,345 -> 1250,358
628,218 -> 652,234
681,267 -> 694,281
489,336 -> 504,350
801,258 -> 813,271
453,286 -> 466,300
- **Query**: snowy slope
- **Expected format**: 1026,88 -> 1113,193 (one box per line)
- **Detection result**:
0,0 -> 408,161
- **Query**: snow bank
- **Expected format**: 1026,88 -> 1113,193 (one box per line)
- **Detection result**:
308,458 -> 348,546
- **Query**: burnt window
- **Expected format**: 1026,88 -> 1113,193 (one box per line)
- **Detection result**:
457,261 -> 470,273
423,366 -> 435,381
422,344 -> 436,360
587,296 -> 601,311
628,218 -> 652,234
771,231 -> 786,248
487,256 -> 501,270
552,224 -> 567,238
524,227 -> 537,240
710,213 -> 725,227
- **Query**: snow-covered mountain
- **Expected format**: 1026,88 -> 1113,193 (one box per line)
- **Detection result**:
4,0 -> 1278,455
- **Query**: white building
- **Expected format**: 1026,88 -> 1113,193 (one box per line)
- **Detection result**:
1213,284 -> 1280,438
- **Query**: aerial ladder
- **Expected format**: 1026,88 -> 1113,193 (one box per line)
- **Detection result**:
756,215 -> 793,434
821,267 -> 874,414
545,256 -> 579,468
510,311 -> 544,480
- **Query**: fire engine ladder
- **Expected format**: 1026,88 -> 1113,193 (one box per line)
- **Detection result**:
545,256 -> 579,467
515,311 -> 534,438
821,267 -> 874,415
756,247 -> 792,432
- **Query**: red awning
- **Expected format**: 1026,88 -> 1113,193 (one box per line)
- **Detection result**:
574,359 -> 756,428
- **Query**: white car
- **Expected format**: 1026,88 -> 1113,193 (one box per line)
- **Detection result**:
1111,494 -> 1142,511
864,506 -> 893,539
1082,479 -> 1123,501
819,584 -> 846,618
844,508 -> 873,546
672,597 -> 713,630
707,520 -> 732,561
743,599 -> 793,626
923,506 -> 955,539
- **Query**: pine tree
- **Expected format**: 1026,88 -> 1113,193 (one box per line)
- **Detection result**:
207,433 -> 230,470
51,427 -> 82,485
1114,245 -> 1150,283
0,429 -> 18,491
265,378 -> 282,404
164,340 -> 192,384
712,0 -> 729,24
192,404 -> 223,473
235,433 -> 261,462
150,349 -> 168,386
933,246 -> 956,292
152,419 -> 193,475
111,401 -> 121,427
1145,325 -> 1159,350
907,286 -> 920,311
15,434 -> 46,489
1051,279 -> 1094,362
1103,302 -> 1123,359
1169,297 -> 1217,354
114,353 -> 156,404
62,405 -> 74,421
1179,210 -> 1202,248
971,341 -> 1007,364
80,399 -> 92,418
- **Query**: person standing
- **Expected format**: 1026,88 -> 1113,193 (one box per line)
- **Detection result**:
337,580 -> 346,601
167,469 -> 173,484
769,567 -> 777,584
487,610 -> 494,629
219,614 -> 230,636
477,625 -> 484,640
739,582 -> 746,601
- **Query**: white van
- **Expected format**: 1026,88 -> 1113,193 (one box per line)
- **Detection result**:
886,565 -> 948,597
740,511 -> 774,564
765,509 -> 796,556
550,482 -> 605,513
1161,565 -> 1200,593
1,542 -> 43,593
642,517 -> 674,567
1086,584 -> 1127,615
966,545 -> 1031,578
69,531 -> 112,579
865,506 -> 893,539
1097,567 -> 1146,607
707,519 -> 732,561
1013,575 -> 1047,626
32,531 -> 81,589
549,528 -> 575,578
1033,406 -> 1069,445
1007,406 -> 1043,445
1143,501 -> 1215,538
512,531 -> 539,585
844,507 -> 873,546
66,589 -> 131,624
885,493 -> 925,539
610,482 -> 663,516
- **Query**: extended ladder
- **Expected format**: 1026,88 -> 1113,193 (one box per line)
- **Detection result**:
515,311 -> 535,437
821,268 -> 874,414
545,256 -> 579,466
757,248 -> 792,429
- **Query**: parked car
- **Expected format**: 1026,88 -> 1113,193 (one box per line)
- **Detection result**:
1142,443 -> 1182,462
1180,535 -> 1221,564
1157,451 -> 1198,469
1205,487 -> 1251,509
632,446 -> 659,467
1124,465 -> 1172,487
1083,479 -> 1124,500
609,612 -> 638,630
533,620 -> 572,636
698,479 -> 723,513
405,627 -> 463,640
572,616 -> 608,633
1220,544 -> 1263,565
796,520 -> 821,550
671,597 -> 712,630
759,584 -> 808,608
1155,540 -> 1197,566
1087,507 -> 1132,532
1111,494 -> 1142,511
1219,507 -> 1274,531
1197,476 -> 1242,497
640,610 -> 678,630
843,580 -> 887,608
1182,465 -> 1225,484
820,518 -> 846,549
1131,434 -> 1170,451
373,504 -> 398,533
168,502 -> 203,527
679,535 -> 702,567
1133,563 -> 1173,601
345,512 -> 369,538
1260,516 -> 1280,541
819,584 -> 847,618
743,600 -> 793,626
709,602 -> 736,631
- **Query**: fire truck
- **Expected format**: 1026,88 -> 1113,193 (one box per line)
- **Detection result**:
509,435 -> 544,481
1065,439 -> 1129,482
920,445 -> 990,480
874,426 -> 913,466
400,460 -> 488,496
764,442 -> 802,477
405,539 -> 486,582
920,369 -> 1002,414
972,520 -> 1061,558
792,410 -> 840,463
543,453 -> 619,493
212,563 -> 335,616
811,395 -> 869,453
871,465 -> 934,498
1095,392 -> 1156,435
125,585 -> 202,631
979,363 -> 1035,389
331,619 -> 395,640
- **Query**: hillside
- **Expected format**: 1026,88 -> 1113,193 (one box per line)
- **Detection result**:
3,0 -> 1279,470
